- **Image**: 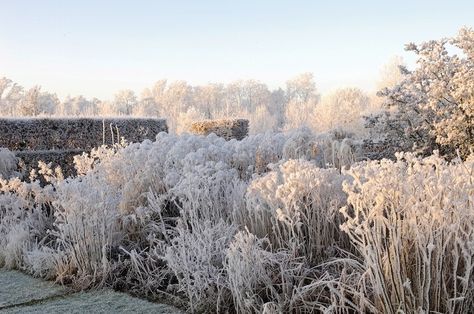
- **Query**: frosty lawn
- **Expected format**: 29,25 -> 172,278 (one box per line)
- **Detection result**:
0,270 -> 181,313
0,270 -> 68,308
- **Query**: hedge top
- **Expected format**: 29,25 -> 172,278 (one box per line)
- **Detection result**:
0,117 -> 168,151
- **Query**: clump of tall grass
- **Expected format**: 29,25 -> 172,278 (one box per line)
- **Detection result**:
245,159 -> 350,263
340,152 -> 474,313
0,173 -> 54,269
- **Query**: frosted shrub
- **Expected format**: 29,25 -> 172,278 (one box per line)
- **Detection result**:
224,230 -> 307,313
73,142 -> 125,176
0,177 -> 53,269
282,127 -> 359,170
282,127 -> 319,161
47,171 -> 123,288
172,161 -> 246,224
2,222 -> 30,268
246,159 -> 349,263
224,231 -> 274,313
341,153 -> 474,313
74,140 -> 166,224
164,219 -> 237,312
23,247 -> 63,279
5,154 -> 127,286
369,27 -> 474,159
0,148 -> 18,179
228,132 -> 284,178
224,229 -> 357,313
254,132 -> 286,174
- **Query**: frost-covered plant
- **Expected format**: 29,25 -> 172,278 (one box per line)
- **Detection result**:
289,255 -> 376,313
164,219 -> 237,312
224,229 -> 365,313
23,246 -> 63,279
0,148 -> 18,179
0,176 -> 54,269
340,152 -> 474,313
73,142 -> 126,176
47,174 -> 123,288
224,230 -> 308,313
246,159 -> 349,263
172,161 -> 247,224
224,231 -> 275,313
368,27 -> 474,159
314,87 -> 370,136
281,127 -> 359,170
0,152 -> 125,286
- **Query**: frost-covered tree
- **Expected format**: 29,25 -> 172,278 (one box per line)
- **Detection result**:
246,105 -> 278,134
367,27 -> 474,159
286,72 -> 318,104
37,92 -> 60,115
269,88 -> 286,129
192,83 -> 225,118
370,56 -> 407,112
0,77 -> 13,100
59,95 -> 99,116
315,87 -> 370,134
284,73 -> 320,130
134,93 -> 159,117
176,106 -> 206,134
224,80 -> 271,116
376,56 -> 406,92
284,99 -> 317,130
113,89 -> 137,115
158,81 -> 193,131
17,86 -> 41,116
0,78 -> 61,116
0,77 -> 23,116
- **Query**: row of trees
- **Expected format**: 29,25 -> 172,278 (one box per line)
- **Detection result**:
0,80 -> 101,117
0,64 -> 404,134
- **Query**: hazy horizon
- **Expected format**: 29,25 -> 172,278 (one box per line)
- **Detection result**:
1,0 -> 472,100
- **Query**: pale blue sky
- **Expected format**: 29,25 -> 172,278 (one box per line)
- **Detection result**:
0,0 -> 472,100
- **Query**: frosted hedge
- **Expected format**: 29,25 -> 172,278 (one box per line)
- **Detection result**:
0,117 -> 168,151
0,117 -> 168,180
189,118 -> 249,141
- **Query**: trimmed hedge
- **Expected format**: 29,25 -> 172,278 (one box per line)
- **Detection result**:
0,118 -> 168,181
189,119 -> 249,140
0,118 -> 168,151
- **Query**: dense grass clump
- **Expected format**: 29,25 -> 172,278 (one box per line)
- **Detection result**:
0,129 -> 473,313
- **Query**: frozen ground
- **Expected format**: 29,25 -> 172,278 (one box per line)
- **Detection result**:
0,270 -> 181,313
